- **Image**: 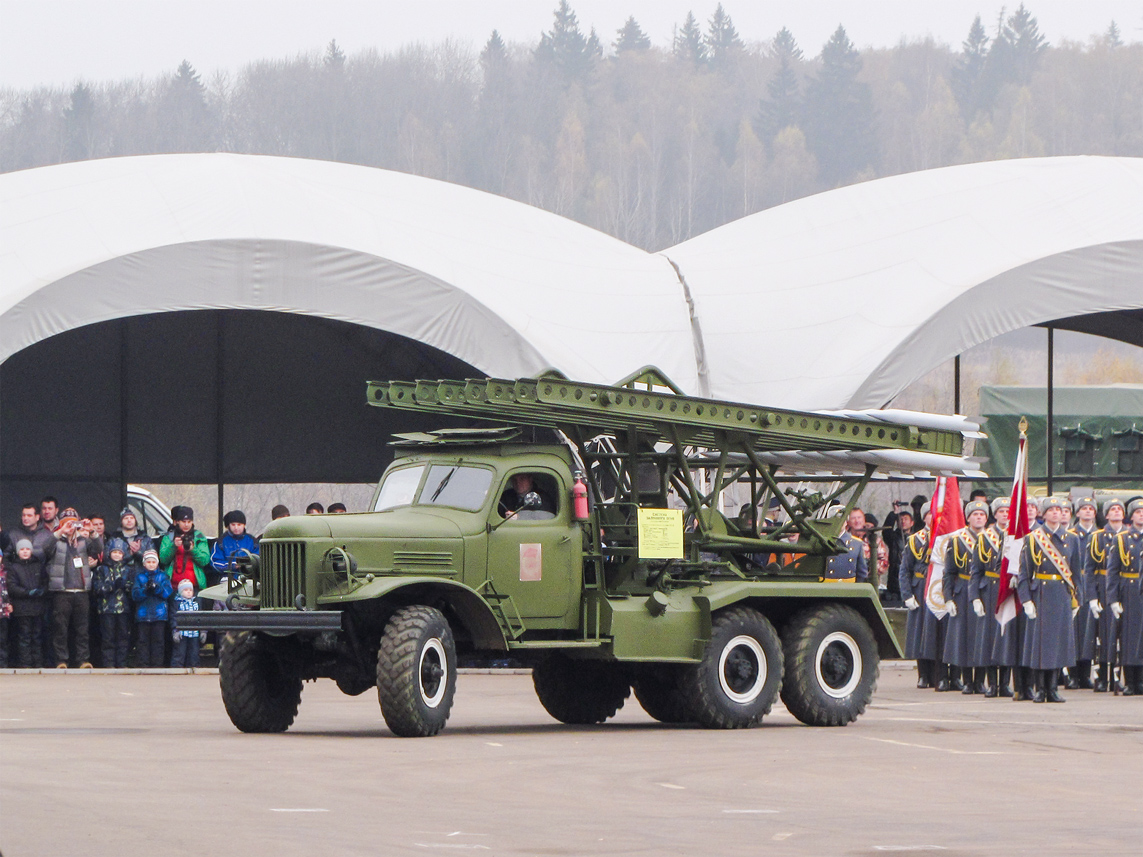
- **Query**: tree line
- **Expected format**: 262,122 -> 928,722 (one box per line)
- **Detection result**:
2,2 -> 1140,251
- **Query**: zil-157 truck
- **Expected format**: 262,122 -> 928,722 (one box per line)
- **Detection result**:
181,368 -> 983,737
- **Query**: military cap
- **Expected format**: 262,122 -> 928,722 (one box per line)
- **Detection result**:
964,500 -> 990,516
990,497 -> 1010,514
919,502 -> 932,518
1039,496 -> 1065,514
1128,498 -> 1143,517
1072,495 -> 1096,513
1103,497 -> 1126,516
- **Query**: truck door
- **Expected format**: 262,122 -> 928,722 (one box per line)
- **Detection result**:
486,468 -> 581,622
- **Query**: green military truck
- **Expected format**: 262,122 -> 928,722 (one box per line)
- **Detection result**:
183,369 -> 982,737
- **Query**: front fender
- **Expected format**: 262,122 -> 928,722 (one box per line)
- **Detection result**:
320,576 -> 507,651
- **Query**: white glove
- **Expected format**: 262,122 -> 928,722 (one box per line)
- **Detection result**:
1024,601 -> 1038,620
973,599 -> 985,618
1072,605 -> 1080,619
1111,602 -> 1124,620
947,600 -> 958,618
1090,599 -> 1102,619
905,595 -> 919,611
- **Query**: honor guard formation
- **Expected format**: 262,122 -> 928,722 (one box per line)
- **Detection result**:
900,494 -> 1143,701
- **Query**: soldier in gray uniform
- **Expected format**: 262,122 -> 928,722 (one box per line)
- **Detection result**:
1017,496 -> 1081,703
1086,498 -> 1126,692
974,497 -> 1011,696
943,500 -> 990,693
1107,498 -> 1143,695
1066,495 -> 1098,688
899,504 -> 937,688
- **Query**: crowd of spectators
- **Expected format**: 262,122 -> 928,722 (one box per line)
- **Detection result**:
0,496 -> 349,669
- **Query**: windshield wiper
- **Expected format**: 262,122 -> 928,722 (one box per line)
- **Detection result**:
427,467 -> 457,502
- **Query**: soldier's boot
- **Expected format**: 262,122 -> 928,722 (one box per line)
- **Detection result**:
1094,662 -> 1108,693
1014,667 -> 1034,702
948,665 -> 964,692
974,667 -> 987,694
961,667 -> 976,694
1045,669 -> 1066,703
1031,670 -> 1047,703
1076,660 -> 1094,689
1124,665 -> 1138,696
1064,666 -> 1080,690
984,667 -> 999,698
1135,666 -> 1143,695
916,659 -> 933,689
935,661 -> 950,692
998,667 -> 1014,698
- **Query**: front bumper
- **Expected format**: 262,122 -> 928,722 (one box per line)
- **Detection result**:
174,610 -> 343,634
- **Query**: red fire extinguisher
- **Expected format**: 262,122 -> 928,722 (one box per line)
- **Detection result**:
573,472 -> 589,521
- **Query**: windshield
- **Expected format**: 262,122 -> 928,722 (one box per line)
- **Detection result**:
374,465 -> 425,511
418,465 -> 494,511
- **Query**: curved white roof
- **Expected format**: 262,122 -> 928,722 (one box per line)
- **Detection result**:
0,154 -> 701,391
3,153 -> 1140,411
663,156 -> 1143,409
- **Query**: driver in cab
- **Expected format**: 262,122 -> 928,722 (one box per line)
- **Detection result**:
497,473 -> 557,520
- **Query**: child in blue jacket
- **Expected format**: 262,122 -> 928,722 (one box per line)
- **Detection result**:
132,549 -> 173,667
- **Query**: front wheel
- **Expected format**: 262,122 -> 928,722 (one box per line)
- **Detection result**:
679,606 -> 783,729
779,603 -> 879,726
377,606 -> 457,737
219,632 -> 303,733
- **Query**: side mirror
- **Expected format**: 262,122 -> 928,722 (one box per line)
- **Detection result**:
521,491 -> 543,510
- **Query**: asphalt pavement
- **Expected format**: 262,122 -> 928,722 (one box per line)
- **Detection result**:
1,663 -> 1140,856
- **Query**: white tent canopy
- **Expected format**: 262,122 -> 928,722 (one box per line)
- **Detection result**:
0,154 -> 701,392
3,153 -> 1141,411
663,155 -> 1143,409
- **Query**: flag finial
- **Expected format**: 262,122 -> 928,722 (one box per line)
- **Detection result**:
1018,416 -> 1028,435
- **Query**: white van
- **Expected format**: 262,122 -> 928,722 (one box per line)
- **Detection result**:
124,485 -> 172,537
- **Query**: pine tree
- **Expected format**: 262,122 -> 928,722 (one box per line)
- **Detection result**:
755,28 -> 803,146
615,16 -> 651,53
481,30 -> 509,74
1005,3 -> 1047,84
535,1 -> 596,81
63,82 -> 95,161
1105,20 -> 1122,49
673,12 -> 706,65
804,25 -> 876,185
951,15 -> 990,121
324,39 -> 346,70
706,4 -> 742,68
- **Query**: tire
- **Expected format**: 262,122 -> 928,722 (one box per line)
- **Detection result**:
532,654 -> 630,724
219,631 -> 303,733
679,606 -> 783,729
779,603 -> 879,727
632,665 -> 693,724
377,606 -> 457,737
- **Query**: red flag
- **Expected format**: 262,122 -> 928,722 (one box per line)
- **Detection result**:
923,476 -> 965,617
996,431 -> 1030,626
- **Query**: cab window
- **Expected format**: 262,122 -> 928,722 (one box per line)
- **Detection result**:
374,465 -> 425,511
496,472 -> 560,521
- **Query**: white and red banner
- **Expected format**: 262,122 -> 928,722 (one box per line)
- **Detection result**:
924,476 -> 966,618
996,432 -> 1030,627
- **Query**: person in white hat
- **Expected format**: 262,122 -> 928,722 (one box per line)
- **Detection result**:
1016,497 -> 1081,702
1085,498 -> 1126,692
1106,498 -> 1143,695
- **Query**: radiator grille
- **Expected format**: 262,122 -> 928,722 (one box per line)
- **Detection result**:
260,541 -> 306,608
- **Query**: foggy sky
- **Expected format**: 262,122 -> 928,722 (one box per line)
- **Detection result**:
2,0 -> 1139,90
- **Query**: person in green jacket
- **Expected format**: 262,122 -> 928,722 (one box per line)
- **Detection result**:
158,506 -> 210,591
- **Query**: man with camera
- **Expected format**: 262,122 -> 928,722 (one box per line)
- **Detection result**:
158,506 -> 210,591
